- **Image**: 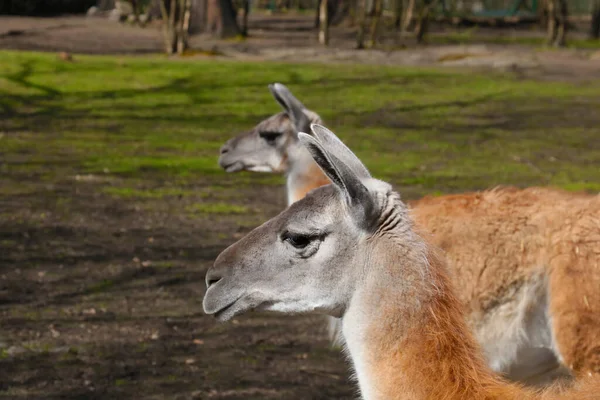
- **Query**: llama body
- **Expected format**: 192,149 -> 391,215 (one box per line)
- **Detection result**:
206,124 -> 600,399
218,84 -> 600,384
412,187 -> 600,381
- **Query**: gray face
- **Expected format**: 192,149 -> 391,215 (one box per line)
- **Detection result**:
218,83 -> 318,174
203,185 -> 361,321
204,124 -> 386,322
218,112 -> 296,173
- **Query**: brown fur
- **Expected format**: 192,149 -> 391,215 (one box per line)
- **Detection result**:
291,163 -> 600,379
409,187 -> 600,379
291,162 -> 331,201
363,245 -> 600,399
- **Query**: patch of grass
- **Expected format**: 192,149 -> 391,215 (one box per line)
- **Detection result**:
152,261 -> 176,269
87,279 -> 114,294
0,182 -> 39,196
186,203 -> 250,215
22,342 -> 53,354
0,50 -> 599,202
103,187 -> 197,199
431,32 -> 600,50
553,181 -> 600,193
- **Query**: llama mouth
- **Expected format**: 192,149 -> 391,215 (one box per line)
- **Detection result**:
204,290 -> 245,322
213,301 -> 240,321
220,161 -> 245,173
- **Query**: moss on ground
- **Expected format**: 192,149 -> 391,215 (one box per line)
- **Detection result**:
1,50 -> 599,199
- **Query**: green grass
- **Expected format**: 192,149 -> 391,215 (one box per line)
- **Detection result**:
1,50 -> 599,200
86,279 -> 115,294
103,187 -> 198,199
430,29 -> 600,50
186,203 -> 250,215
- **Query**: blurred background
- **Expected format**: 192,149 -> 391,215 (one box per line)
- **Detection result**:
0,0 -> 599,398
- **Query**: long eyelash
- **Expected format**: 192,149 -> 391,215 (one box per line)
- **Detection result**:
260,132 -> 281,138
281,230 -> 324,241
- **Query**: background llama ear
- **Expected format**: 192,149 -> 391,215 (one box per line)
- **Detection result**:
269,83 -> 311,133
298,132 -> 375,228
310,124 -> 371,180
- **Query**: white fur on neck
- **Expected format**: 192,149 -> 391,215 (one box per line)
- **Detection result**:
342,288 -> 378,400
284,111 -> 323,205
340,189 -> 430,400
285,143 -> 320,205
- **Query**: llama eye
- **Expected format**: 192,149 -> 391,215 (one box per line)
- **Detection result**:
282,232 -> 312,249
259,132 -> 281,145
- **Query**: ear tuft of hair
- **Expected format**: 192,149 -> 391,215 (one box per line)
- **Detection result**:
298,130 -> 376,230
309,124 -> 371,180
269,83 -> 310,132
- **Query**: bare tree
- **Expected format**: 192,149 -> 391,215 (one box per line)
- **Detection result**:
177,0 -> 192,53
355,0 -> 368,48
159,0 -> 240,54
414,0 -> 436,44
316,0 -> 344,28
347,0 -> 358,26
367,0 -> 383,47
393,0 -> 404,30
545,0 -> 568,47
402,0 -> 415,32
591,0 -> 600,39
318,0 -> 330,45
240,0 -> 249,36
205,0 -> 242,37
159,0 -> 180,54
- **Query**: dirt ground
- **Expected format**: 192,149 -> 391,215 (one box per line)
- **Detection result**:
0,172 -> 352,399
1,13 -> 600,82
0,13 -> 599,400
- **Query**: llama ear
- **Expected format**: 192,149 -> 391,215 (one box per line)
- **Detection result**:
269,83 -> 310,133
298,132 -> 375,228
309,124 -> 371,180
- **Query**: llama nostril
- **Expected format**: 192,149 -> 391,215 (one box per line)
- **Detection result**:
220,145 -> 230,155
205,270 -> 222,288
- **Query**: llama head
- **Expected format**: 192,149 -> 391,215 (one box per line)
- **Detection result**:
218,83 -> 321,174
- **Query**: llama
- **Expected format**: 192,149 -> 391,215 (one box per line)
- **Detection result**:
218,83 -> 329,205
205,124 -> 600,399
218,84 -> 600,385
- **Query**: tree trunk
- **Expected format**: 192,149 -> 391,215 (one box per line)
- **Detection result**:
188,0 -> 206,33
355,0 -> 367,48
546,0 -> 567,47
206,0 -> 241,37
318,0 -> 329,45
555,0 -> 567,47
316,0 -> 342,28
160,0 -> 240,54
315,0 -> 321,27
546,0 -> 556,45
177,0 -> 192,54
393,0 -> 404,30
367,0 -> 383,47
415,0 -> 434,44
402,0 -> 415,32
347,0 -> 357,26
240,0 -> 249,36
330,0 -> 350,26
159,0 -> 177,53
591,0 -> 600,39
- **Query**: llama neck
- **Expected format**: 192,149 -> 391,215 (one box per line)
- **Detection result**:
342,238 -> 528,400
285,152 -> 330,205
